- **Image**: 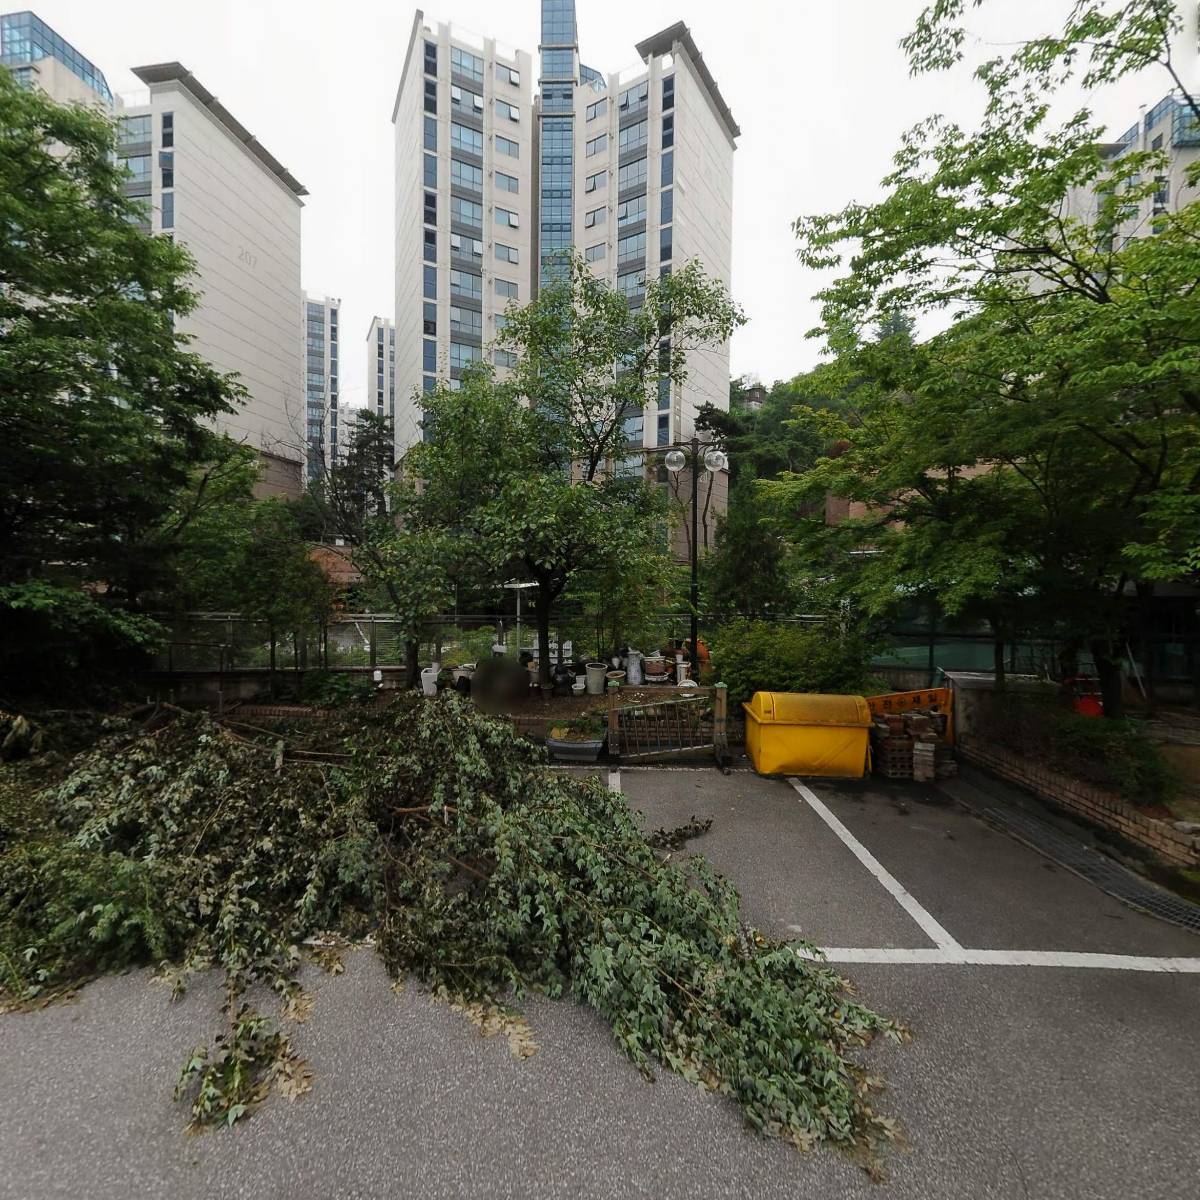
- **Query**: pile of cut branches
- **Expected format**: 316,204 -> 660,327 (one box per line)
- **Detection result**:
0,696 -> 902,1161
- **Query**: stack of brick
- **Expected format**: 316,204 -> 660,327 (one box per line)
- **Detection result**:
871,713 -> 913,779
908,713 -> 937,783
935,744 -> 958,779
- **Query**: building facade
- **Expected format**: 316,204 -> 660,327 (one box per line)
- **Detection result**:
303,294 -> 341,479
391,3 -> 737,480
0,9 -> 112,108
113,64 -> 308,494
365,316 -> 398,436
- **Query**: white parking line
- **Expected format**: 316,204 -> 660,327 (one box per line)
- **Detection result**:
796,947 -> 1200,973
788,778 -> 962,951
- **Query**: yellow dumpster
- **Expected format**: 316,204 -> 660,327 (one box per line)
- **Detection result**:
742,692 -> 872,778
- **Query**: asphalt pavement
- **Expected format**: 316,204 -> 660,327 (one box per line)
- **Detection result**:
2,765 -> 1198,1199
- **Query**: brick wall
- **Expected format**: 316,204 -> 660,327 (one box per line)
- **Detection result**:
959,735 -> 1200,868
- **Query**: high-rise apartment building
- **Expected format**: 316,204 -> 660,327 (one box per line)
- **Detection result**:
391,3 -> 737,476
3,13 -> 309,499
0,10 -> 111,108
365,316 -> 398,434
303,294 -> 341,479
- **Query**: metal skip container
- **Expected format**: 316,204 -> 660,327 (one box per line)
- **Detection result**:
742,692 -> 872,778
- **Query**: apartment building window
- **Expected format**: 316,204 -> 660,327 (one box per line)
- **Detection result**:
118,114 -> 151,145
662,74 -> 674,110
661,188 -> 673,224
542,84 -> 572,114
450,305 -> 482,335
123,155 -> 151,183
423,379 -> 436,396
1151,133 -> 1164,150
424,229 -> 436,262
618,232 -> 646,263
660,226 -> 672,261
618,157 -> 646,191
451,84 -> 484,115
584,206 -> 606,228
160,151 -> 173,188
495,242 -> 519,264
451,122 -> 483,155
450,342 -> 482,368
450,268 -> 481,299
451,46 -> 484,85
662,114 -> 674,149
585,169 -> 606,193
586,133 -> 608,157
495,278 -> 518,299
424,79 -> 437,114
424,191 -> 437,223
494,313 -> 509,332
661,151 -> 673,186
423,304 -> 437,336
619,120 -> 647,152
657,376 -> 671,409
657,412 -> 670,445
496,207 -> 520,228
617,194 -> 645,227
424,115 -> 437,150
450,159 -> 483,191
424,153 -> 437,187
497,63 -> 520,87
617,272 -> 644,301
496,135 -> 519,158
585,242 -> 606,262
161,111 -> 173,148
450,233 -> 483,260
496,170 -> 519,193
451,196 -> 483,228
424,265 -> 437,299
542,48 -> 574,78
161,191 -> 174,229
424,40 -> 437,74
496,99 -> 520,122
619,80 -> 648,112
495,349 -> 518,368
423,339 -> 437,372
587,97 -> 607,121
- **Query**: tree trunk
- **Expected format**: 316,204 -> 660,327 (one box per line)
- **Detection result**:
268,631 -> 277,700
1090,639 -> 1124,719
404,638 -> 419,689
992,633 -> 1007,691
535,589 -> 553,687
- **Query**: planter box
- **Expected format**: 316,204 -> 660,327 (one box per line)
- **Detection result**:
546,736 -> 605,763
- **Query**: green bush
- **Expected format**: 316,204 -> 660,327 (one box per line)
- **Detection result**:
710,619 -> 875,708
297,670 -> 377,707
986,695 -> 1176,805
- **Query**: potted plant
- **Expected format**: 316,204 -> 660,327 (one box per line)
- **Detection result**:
546,712 -> 607,762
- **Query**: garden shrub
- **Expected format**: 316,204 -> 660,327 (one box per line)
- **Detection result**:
984,694 -> 1176,805
710,619 -> 876,708
297,670 -> 377,707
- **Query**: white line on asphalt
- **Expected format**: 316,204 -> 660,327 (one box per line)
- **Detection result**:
788,777 -> 962,951
608,768 -> 621,794
794,947 -> 1200,972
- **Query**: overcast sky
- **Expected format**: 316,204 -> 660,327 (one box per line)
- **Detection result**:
28,0 -> 1192,403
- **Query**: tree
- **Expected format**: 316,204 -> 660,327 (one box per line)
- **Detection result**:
782,0 -> 1200,714
0,68 -> 245,692
701,490 -> 795,619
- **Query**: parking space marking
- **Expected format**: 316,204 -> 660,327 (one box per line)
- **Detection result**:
788,778 -> 962,951
796,947 -> 1200,972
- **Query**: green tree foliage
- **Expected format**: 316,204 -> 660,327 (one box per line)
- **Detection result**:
710,620 -> 877,708
1,700 -> 903,1156
700,491 -> 795,619
781,0 -> 1200,714
0,69 -> 247,694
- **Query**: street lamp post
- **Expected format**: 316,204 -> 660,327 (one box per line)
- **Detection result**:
664,436 -> 729,680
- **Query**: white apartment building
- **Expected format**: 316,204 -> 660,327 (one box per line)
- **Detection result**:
391,3 -> 736,477
365,316 -> 398,434
0,9 -> 112,109
3,12 -> 310,500
392,16 -> 534,453
118,64 -> 308,496
303,293 -> 341,480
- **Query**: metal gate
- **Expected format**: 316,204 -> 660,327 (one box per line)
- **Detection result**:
607,684 -> 730,766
